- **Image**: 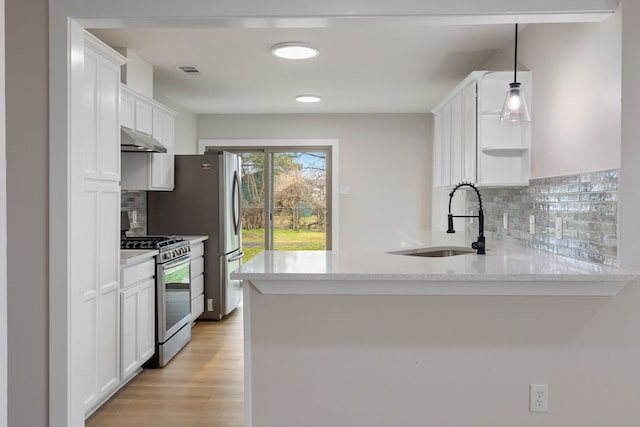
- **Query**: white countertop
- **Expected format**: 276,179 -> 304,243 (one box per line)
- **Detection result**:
231,231 -> 640,296
120,249 -> 158,267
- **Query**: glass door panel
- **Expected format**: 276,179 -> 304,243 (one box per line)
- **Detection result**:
268,151 -> 328,251
234,148 -> 331,262
238,151 -> 266,263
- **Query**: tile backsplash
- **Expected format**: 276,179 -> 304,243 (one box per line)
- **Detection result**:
464,169 -> 618,266
121,190 -> 147,236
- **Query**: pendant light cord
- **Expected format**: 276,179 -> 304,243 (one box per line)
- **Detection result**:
513,23 -> 518,84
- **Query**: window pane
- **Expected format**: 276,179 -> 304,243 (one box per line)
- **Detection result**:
272,152 -> 327,251
239,152 -> 265,263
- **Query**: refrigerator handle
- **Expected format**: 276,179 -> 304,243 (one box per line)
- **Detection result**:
232,170 -> 241,236
228,251 -> 245,263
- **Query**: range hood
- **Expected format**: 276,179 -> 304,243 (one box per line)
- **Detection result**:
121,127 -> 167,153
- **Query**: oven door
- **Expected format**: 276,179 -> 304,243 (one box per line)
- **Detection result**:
157,254 -> 191,343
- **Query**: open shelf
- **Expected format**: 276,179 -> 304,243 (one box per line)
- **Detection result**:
481,146 -> 529,155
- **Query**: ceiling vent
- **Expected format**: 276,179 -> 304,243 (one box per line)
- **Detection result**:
177,65 -> 202,76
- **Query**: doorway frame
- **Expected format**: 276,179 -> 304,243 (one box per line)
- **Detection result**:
49,3 -> 624,426
199,139 -> 340,250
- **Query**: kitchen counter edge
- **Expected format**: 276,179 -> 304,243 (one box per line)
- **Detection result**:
231,232 -> 640,297
120,249 -> 158,267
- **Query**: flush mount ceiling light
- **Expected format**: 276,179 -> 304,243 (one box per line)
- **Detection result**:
271,42 -> 319,60
499,24 -> 531,125
295,95 -> 321,103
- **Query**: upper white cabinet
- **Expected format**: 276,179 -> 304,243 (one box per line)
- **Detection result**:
83,34 -> 125,182
150,108 -> 175,190
432,71 -> 532,188
120,84 -> 177,191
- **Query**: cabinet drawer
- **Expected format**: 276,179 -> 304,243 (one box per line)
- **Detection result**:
190,257 -> 204,278
191,274 -> 204,297
121,258 -> 155,288
190,242 -> 205,259
191,293 -> 204,321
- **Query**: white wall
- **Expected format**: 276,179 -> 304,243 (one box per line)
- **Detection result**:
6,0 -> 49,426
115,48 -> 154,98
620,0 -> 640,269
249,284 -> 640,427
0,0 -> 7,425
483,14 -> 621,179
198,114 -> 432,249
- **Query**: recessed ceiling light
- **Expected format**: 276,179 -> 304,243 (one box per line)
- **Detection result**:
271,42 -> 319,60
296,95 -> 321,103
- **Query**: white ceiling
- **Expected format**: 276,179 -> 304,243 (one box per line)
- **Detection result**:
89,25 -> 518,114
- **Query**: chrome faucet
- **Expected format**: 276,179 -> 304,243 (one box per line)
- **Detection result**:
446,182 -> 485,255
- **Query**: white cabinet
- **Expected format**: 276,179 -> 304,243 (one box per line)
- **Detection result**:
120,85 -> 153,136
190,241 -> 206,322
431,71 -> 531,188
83,33 -> 122,182
120,257 -> 156,380
150,108 -> 175,190
135,99 -> 153,135
120,285 -> 140,379
120,90 -> 135,130
120,85 -> 177,191
80,31 -> 126,417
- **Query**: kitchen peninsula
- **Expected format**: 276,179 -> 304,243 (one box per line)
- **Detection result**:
232,232 -> 640,427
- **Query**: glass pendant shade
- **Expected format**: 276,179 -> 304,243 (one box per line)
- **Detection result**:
499,82 -> 530,124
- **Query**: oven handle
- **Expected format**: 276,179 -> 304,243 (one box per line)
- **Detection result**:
161,253 -> 191,269
228,251 -> 244,263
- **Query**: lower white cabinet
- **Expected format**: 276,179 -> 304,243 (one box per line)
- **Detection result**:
190,240 -> 206,322
120,258 -> 156,380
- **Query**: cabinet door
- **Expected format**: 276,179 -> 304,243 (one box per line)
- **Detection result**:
461,82 -> 477,183
138,278 -> 156,364
121,286 -> 140,380
150,109 -> 175,190
450,93 -> 463,186
120,90 -> 135,130
135,100 -> 153,135
83,45 -> 120,181
98,59 -> 121,181
441,103 -> 452,187
432,111 -> 443,188
190,274 -> 205,322
97,184 -> 120,395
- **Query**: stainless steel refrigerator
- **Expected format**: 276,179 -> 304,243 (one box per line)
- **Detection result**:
147,152 -> 243,320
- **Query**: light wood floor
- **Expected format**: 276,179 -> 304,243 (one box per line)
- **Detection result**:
86,306 -> 244,427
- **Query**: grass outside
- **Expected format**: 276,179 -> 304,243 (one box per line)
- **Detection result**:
242,228 -> 326,263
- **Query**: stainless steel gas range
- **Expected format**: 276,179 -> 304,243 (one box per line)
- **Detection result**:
121,234 -> 192,367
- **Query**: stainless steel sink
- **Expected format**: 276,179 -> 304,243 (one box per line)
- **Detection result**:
388,247 -> 476,258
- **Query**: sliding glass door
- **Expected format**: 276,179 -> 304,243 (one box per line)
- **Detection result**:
217,147 -> 331,262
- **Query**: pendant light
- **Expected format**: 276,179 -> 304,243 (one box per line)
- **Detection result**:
499,24 -> 531,124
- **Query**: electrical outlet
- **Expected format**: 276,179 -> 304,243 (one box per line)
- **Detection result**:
530,384 -> 549,412
503,212 -> 509,229
529,215 -> 536,235
555,217 -> 563,239
207,299 -> 214,311
339,185 -> 350,195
